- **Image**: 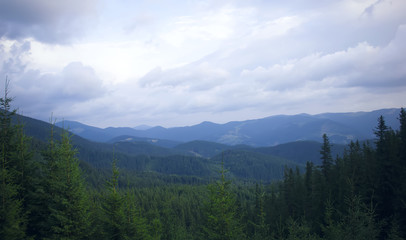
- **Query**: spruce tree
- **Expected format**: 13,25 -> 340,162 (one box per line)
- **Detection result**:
41,126 -> 90,239
374,116 -> 397,219
124,190 -> 149,240
252,183 -> 268,240
36,122 -> 59,238
57,130 -> 90,239
0,79 -> 26,240
12,119 -> 42,240
320,133 -> 333,179
304,161 -> 313,221
399,108 -> 406,162
396,108 -> 406,236
102,158 -> 127,240
202,158 -> 244,240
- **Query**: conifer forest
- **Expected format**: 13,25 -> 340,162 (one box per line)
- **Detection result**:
1,88 -> 406,239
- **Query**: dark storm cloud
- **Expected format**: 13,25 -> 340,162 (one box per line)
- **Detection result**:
0,0 -> 98,43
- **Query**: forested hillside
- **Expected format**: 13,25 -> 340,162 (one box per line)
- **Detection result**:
59,108 -> 401,146
11,110 -> 342,183
1,89 -> 406,239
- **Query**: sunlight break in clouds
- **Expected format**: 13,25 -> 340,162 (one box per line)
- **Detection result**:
0,0 -> 405,127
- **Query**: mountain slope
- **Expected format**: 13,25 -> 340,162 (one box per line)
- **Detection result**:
55,120 -> 143,142
108,135 -> 181,148
16,113 -> 304,182
211,150 -> 301,181
113,141 -> 189,157
254,140 -> 347,166
173,140 -> 232,158
59,108 -> 401,146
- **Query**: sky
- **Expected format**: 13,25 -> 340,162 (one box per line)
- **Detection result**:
0,0 -> 405,128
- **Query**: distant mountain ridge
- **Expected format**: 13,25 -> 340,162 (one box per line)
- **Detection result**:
57,108 -> 401,146
14,111 -> 353,181
12,113 -> 309,182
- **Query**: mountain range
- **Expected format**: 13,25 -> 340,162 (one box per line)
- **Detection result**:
12,110 -> 352,182
57,108 -> 401,146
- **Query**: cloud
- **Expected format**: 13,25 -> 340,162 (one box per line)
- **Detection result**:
122,19 -> 406,127
2,56 -> 106,121
139,62 -> 229,91
0,0 -> 98,43
1,0 -> 405,128
241,24 -> 406,91
0,40 -> 31,76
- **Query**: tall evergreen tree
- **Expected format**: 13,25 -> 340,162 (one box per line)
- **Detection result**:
41,125 -> 90,239
304,161 -> 314,221
374,116 -> 397,219
0,79 -> 26,240
252,183 -> 268,240
397,108 -> 406,236
320,133 -> 333,179
102,158 -> 127,240
33,122 -> 59,239
124,190 -> 149,240
202,159 -> 244,240
399,108 -> 406,162
12,118 -> 43,240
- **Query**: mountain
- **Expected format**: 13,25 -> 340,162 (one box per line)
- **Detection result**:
56,121 -> 174,145
211,150 -> 301,181
112,141 -> 187,157
314,108 -> 401,140
55,120 -> 119,142
15,113 -> 302,182
13,112 -> 354,182
173,140 -> 233,158
133,124 -> 153,130
58,108 -> 401,146
108,135 -> 181,148
254,140 -> 347,166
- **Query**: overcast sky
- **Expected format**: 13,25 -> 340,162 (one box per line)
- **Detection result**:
1,0 -> 405,128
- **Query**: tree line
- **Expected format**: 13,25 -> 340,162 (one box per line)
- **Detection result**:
1,82 -> 405,239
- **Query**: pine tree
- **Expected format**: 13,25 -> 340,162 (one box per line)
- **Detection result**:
304,161 -> 313,221
399,108 -> 406,162
0,79 -> 26,240
41,126 -> 90,239
35,121 -> 59,239
124,190 -> 150,240
57,130 -> 90,239
202,158 -> 244,240
396,108 -> 406,236
322,195 -> 379,240
320,133 -> 333,179
12,119 -> 43,240
252,183 -> 268,240
309,167 -> 325,235
340,195 -> 379,240
374,116 -> 397,219
102,158 -> 127,240
285,217 -> 320,240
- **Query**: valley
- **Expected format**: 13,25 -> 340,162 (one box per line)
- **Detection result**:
3,107 -> 405,239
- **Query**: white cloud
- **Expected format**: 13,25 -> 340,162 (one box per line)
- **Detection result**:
241,24 -> 406,91
0,0 -> 405,128
139,62 -> 229,91
4,58 -> 106,121
250,16 -> 302,39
